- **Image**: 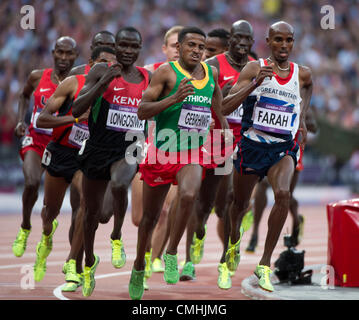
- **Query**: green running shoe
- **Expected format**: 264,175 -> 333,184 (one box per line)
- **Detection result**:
163,253 -> 179,284
225,226 -> 244,272
217,262 -> 232,290
111,238 -> 126,268
254,265 -> 274,292
180,261 -> 196,281
152,257 -> 165,273
190,225 -> 207,264
64,259 -> 81,283
12,227 -> 31,257
33,219 -> 58,282
82,254 -> 100,297
62,273 -> 83,292
144,250 -> 153,279
129,268 -> 145,300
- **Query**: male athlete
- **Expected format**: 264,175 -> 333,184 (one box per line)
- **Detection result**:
128,26 -> 229,300
222,21 -> 313,292
202,28 -> 230,60
12,37 -> 78,258
72,27 -> 150,297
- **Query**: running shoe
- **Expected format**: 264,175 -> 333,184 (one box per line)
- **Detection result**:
129,268 -> 145,300
12,227 -> 31,257
217,262 -> 232,290
179,261 -> 196,281
246,234 -> 258,253
163,253 -> 179,284
111,238 -> 126,268
82,254 -> 100,297
144,250 -> 153,279
225,226 -> 244,272
241,210 -> 254,232
62,273 -> 83,292
254,265 -> 274,292
152,257 -> 165,273
63,259 -> 81,283
143,277 -> 149,291
190,225 -> 207,264
33,219 -> 58,282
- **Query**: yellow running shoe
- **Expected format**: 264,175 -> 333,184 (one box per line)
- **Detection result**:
111,238 -> 126,268
82,254 -> 100,297
152,257 -> 165,273
64,259 -> 81,283
33,219 -> 58,282
225,226 -> 244,272
241,210 -> 253,232
12,227 -> 31,257
143,277 -> 149,291
254,265 -> 274,292
190,225 -> 207,264
217,262 -> 232,290
144,250 -> 152,279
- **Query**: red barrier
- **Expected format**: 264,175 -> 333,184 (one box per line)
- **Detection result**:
327,199 -> 359,287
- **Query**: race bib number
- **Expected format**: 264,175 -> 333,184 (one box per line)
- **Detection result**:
226,104 -> 243,124
68,123 -> 90,148
21,136 -> 33,148
106,105 -> 145,132
42,148 -> 52,166
253,98 -> 295,135
31,109 -> 53,135
178,104 -> 212,131
78,139 -> 87,156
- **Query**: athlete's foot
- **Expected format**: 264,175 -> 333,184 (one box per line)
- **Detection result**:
144,250 -> 153,279
225,226 -> 244,272
129,267 -> 145,300
111,238 -> 126,268
163,253 -> 179,284
190,225 -> 207,264
241,210 -> 254,232
62,273 -> 83,292
254,265 -> 274,292
152,257 -> 165,273
12,227 -> 31,257
217,262 -> 232,290
179,261 -> 196,281
82,254 -> 100,297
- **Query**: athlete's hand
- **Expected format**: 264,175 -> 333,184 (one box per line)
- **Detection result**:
172,77 -> 195,104
298,123 -> 308,150
78,108 -> 90,122
222,80 -> 234,98
99,63 -> 123,87
255,63 -> 274,87
14,122 -> 27,138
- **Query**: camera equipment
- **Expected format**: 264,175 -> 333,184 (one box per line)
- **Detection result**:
274,235 -> 312,285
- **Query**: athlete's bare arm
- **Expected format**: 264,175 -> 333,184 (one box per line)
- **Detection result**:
68,64 -> 87,76
222,61 -> 273,115
14,69 -> 43,137
72,62 -> 122,117
210,66 -> 229,131
137,64 -> 194,120
298,65 -> 313,147
37,76 -> 87,128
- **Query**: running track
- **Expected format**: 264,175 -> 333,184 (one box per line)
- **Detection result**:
0,204 -> 327,300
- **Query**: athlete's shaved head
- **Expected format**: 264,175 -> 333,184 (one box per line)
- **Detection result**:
54,36 -> 78,51
231,20 -> 254,37
267,21 -> 294,39
52,36 -> 78,72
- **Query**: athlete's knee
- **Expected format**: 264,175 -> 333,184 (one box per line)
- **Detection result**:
274,189 -> 291,209
140,211 -> 158,231
232,196 -> 250,215
111,181 -> 129,198
24,176 -> 41,193
178,189 -> 197,210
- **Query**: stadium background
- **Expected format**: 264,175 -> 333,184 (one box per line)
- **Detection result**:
0,0 -> 358,194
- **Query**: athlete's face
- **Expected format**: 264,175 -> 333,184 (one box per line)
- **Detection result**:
178,33 -> 206,68
162,33 -> 179,62
115,31 -> 142,67
228,28 -> 254,61
90,52 -> 116,67
267,30 -> 294,63
52,42 -> 78,72
91,34 -> 115,50
203,37 -> 227,60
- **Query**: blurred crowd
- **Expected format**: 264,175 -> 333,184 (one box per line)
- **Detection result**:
0,0 -> 358,161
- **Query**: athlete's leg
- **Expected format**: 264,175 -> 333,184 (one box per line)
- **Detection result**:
131,172 -> 143,227
289,170 -> 302,245
68,179 -> 81,243
133,182 -> 171,271
21,150 -> 44,230
109,159 -> 138,240
259,155 -> 295,266
166,164 -> 203,255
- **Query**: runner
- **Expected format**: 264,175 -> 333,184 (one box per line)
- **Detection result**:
72,27 -> 150,297
12,36 -> 78,258
202,28 -> 230,60
222,21 -> 313,292
128,26 -> 229,300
